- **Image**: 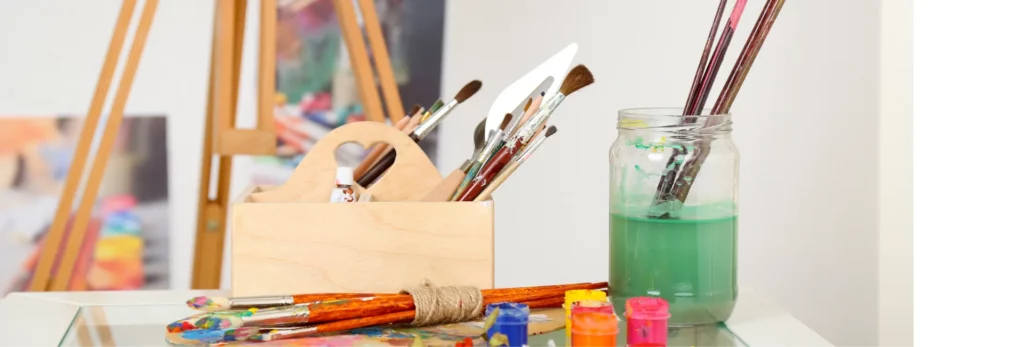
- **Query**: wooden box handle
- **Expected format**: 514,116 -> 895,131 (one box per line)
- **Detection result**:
249,122 -> 442,203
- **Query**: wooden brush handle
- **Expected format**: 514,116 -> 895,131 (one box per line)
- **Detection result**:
521,296 -> 565,309
304,282 -> 607,324
315,310 -> 416,334
293,293 -> 402,305
290,282 -> 606,306
357,148 -> 398,187
484,282 -> 607,297
354,118 -> 409,179
308,296 -> 416,322
455,145 -> 519,201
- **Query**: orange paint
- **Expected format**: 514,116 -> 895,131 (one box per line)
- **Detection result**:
571,311 -> 618,346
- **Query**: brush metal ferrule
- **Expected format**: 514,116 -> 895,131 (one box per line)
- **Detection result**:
475,130 -> 505,163
240,306 -> 311,326
513,92 -> 565,147
229,296 -> 295,309
262,326 -> 320,341
459,159 -> 474,172
413,100 -> 458,138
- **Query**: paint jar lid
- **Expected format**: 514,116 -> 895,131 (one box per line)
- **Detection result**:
485,302 -> 529,325
563,289 -> 607,309
572,300 -> 615,316
625,297 -> 670,320
335,167 -> 354,185
571,311 -> 619,335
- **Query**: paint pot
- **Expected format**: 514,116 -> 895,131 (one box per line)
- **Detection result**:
571,311 -> 618,347
625,297 -> 670,347
564,289 -> 608,343
485,302 -> 529,347
330,167 -> 356,203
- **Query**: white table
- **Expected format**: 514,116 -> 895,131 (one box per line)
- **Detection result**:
0,289 -> 832,346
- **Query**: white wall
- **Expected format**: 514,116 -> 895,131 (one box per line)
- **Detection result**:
879,0 -> 913,346
442,1 -> 882,345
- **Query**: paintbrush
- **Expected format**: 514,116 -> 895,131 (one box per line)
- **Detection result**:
187,282 -> 606,312
674,0 -> 786,203
684,0 -> 728,113
474,126 -> 558,201
686,0 -> 749,115
455,65 -> 593,201
713,0 -> 785,114
220,286 -> 581,343
185,282 -> 608,332
506,97 -> 535,139
185,292 -> 397,312
357,81 -> 483,187
650,1 -> 750,215
452,114 -> 513,199
353,104 -> 421,179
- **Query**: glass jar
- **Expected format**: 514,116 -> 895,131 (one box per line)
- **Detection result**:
608,108 -> 738,326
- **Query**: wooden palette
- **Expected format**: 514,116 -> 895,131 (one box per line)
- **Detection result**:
165,307 -> 565,346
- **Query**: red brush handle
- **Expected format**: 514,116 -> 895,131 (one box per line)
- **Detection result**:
293,293 -> 401,305
315,310 -> 417,334
308,297 -> 416,323
456,144 -> 519,201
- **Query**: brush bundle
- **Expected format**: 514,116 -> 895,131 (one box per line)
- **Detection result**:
647,0 -> 785,210
350,65 -> 593,203
166,282 -> 607,344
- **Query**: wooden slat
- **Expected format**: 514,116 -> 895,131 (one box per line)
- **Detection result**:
51,0 -> 161,290
257,0 -> 276,132
27,0 -> 138,292
192,0 -> 248,289
211,0 -> 237,155
333,0 -> 386,123
190,0 -> 219,288
356,0 -> 404,123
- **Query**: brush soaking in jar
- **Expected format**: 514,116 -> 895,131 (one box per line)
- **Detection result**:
609,108 -> 738,326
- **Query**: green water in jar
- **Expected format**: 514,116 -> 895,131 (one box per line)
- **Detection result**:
608,211 -> 737,326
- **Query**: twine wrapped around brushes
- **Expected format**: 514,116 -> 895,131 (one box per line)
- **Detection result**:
400,279 -> 484,326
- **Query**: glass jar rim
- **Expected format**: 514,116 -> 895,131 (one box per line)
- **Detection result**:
617,107 -> 731,130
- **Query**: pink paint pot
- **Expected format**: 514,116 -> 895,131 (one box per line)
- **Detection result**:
625,297 -> 670,347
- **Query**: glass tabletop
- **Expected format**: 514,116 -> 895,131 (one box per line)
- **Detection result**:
60,304 -> 747,346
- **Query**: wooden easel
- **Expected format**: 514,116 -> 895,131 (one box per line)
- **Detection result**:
28,0 -> 404,291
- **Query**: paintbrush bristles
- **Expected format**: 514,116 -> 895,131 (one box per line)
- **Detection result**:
455,80 -> 483,103
523,98 -> 533,111
546,125 -> 558,137
407,104 -> 422,116
559,65 -> 595,96
500,113 -> 513,131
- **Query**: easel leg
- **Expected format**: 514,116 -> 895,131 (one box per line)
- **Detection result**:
334,0 -> 387,123
27,0 -> 139,292
51,0 -> 161,291
192,0 -> 247,289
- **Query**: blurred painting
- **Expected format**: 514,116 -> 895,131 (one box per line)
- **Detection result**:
256,0 -> 445,184
0,115 -> 170,293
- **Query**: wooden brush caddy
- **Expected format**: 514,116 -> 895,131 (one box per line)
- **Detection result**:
230,122 -> 494,296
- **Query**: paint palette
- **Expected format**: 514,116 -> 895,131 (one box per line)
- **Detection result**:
165,308 -> 566,346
